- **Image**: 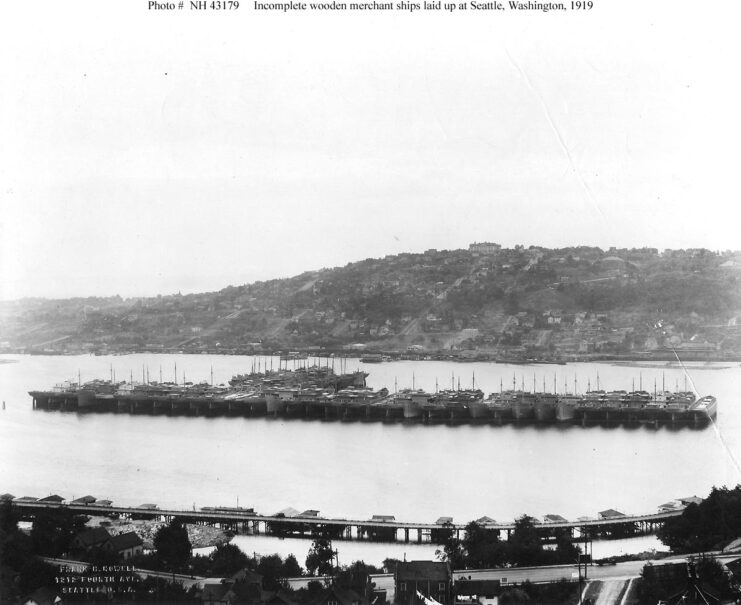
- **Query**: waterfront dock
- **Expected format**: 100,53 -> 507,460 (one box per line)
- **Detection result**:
9,499 -> 682,544
27,365 -> 717,429
28,387 -> 717,428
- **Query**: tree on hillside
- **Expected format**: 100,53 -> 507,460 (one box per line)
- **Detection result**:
335,560 -> 382,591
658,486 -> 741,553
153,519 -> 192,571
257,554 -> 286,590
305,538 -> 335,576
382,558 -> 403,574
508,516 -> 544,567
435,527 -> 464,569
282,554 -> 303,578
461,521 -> 508,569
210,542 -> 249,576
30,508 -> 87,557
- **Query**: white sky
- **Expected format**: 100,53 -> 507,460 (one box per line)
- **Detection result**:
1,0 -> 740,299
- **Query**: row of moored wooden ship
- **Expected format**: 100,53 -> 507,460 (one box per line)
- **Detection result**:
28,370 -> 717,427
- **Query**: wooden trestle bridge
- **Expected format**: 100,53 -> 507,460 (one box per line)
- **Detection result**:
10,501 -> 682,544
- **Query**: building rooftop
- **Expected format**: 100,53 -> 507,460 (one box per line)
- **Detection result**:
396,561 -> 451,582
109,531 -> 143,551
74,527 -> 111,548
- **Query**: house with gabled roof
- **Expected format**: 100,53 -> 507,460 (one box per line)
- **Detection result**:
310,585 -> 364,605
200,568 -> 299,605
71,527 -> 111,552
106,531 -> 143,559
395,561 -> 452,605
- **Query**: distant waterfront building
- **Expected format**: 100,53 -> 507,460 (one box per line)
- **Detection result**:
468,242 -> 501,254
598,509 -> 626,520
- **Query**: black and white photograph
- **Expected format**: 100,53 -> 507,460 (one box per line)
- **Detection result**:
1,1 -> 741,603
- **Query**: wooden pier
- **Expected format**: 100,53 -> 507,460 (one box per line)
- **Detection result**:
10,500 -> 682,544
28,389 -> 714,429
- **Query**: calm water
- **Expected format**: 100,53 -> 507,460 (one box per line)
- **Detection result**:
2,354 -> 738,564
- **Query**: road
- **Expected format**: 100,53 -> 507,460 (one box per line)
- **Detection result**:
451,552 -> 741,585
42,557 -> 206,589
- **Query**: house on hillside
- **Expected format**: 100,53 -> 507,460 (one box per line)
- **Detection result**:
311,585 -> 365,605
106,531 -> 143,560
395,561 -> 452,605
200,569 -> 298,605
71,527 -> 111,553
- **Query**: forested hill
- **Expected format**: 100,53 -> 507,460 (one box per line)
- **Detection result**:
2,244 -> 741,359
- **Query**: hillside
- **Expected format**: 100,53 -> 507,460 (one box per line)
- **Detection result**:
2,244 -> 741,360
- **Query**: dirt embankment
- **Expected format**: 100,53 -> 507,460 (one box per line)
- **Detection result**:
85,516 -> 231,549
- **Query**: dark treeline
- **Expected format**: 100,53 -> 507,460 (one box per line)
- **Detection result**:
658,485 -> 741,553
436,516 -> 582,569
637,556 -> 735,604
0,507 -> 383,603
